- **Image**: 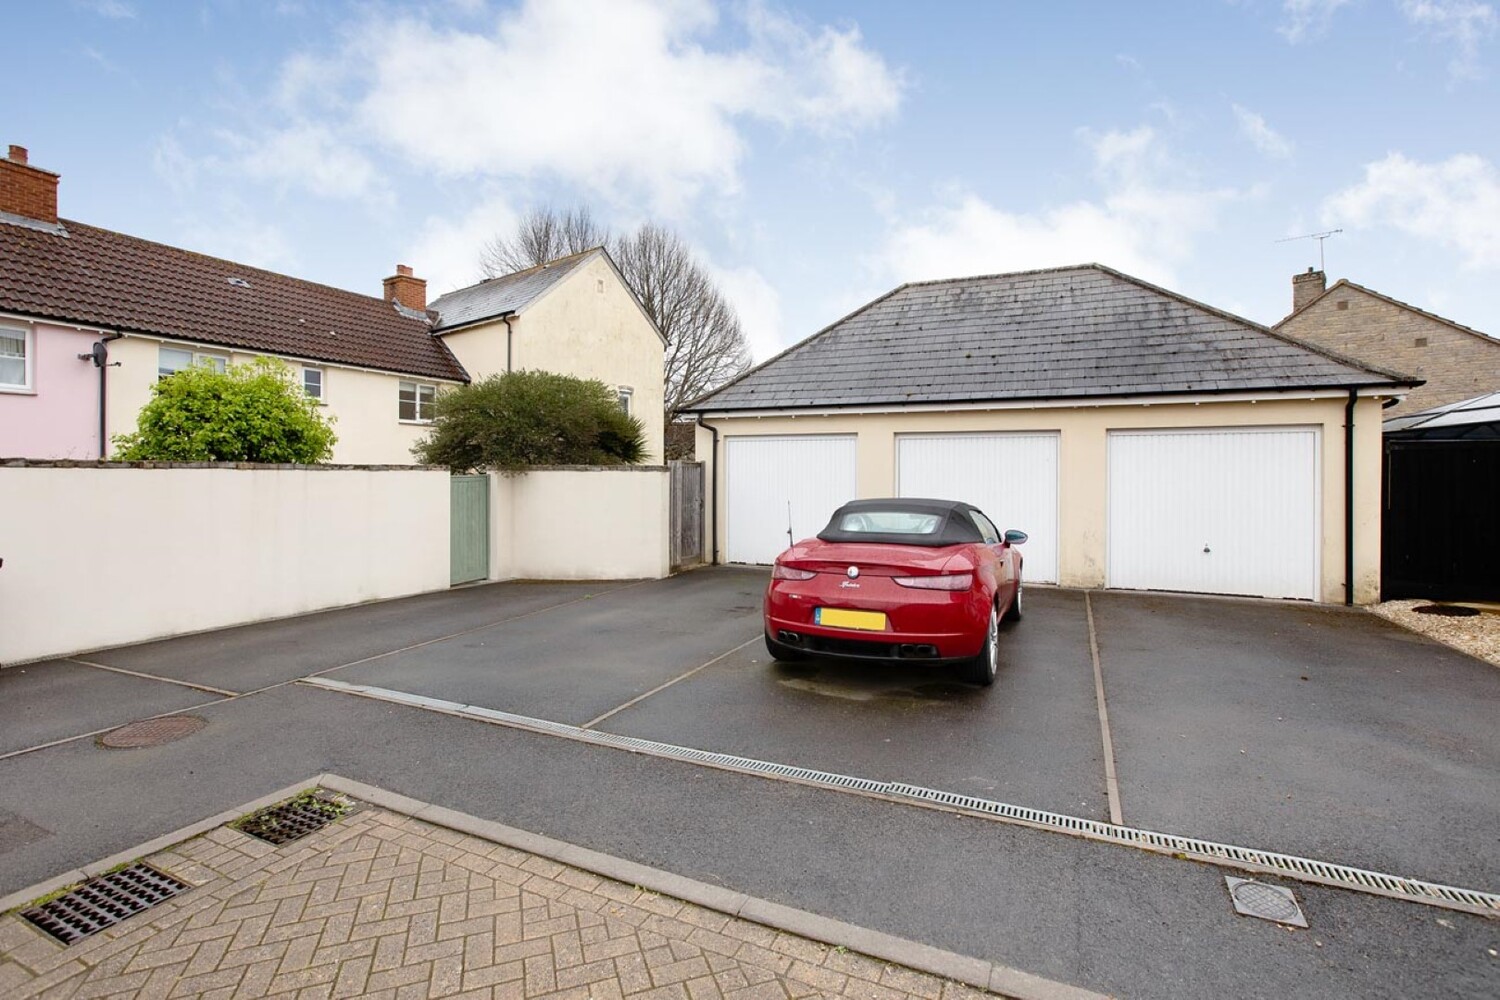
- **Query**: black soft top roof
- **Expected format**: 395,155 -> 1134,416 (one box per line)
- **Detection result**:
817,498 -> 985,548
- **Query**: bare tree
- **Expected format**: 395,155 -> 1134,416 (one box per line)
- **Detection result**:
480,206 -> 609,277
480,207 -> 751,421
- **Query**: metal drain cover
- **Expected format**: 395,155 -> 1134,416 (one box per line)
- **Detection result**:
22,863 -> 190,944
233,792 -> 352,846
99,716 -> 206,749
1226,877 -> 1308,927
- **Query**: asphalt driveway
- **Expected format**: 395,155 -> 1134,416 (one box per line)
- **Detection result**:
2,567 -> 1497,998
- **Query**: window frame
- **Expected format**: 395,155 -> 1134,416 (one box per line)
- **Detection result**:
302,365 -> 325,403
617,386 -> 633,416
398,380 -> 437,424
158,345 -> 228,380
0,323 -> 33,393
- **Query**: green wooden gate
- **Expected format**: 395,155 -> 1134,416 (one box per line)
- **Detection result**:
450,474 -> 490,586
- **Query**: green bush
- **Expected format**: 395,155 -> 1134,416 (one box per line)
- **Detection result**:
414,370 -> 646,472
113,357 -> 336,463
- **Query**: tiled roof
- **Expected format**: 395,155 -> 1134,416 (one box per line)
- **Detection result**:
0,218 -> 468,382
689,264 -> 1412,412
429,249 -> 599,332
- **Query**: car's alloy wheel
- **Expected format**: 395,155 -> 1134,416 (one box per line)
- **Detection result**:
966,606 -> 999,686
1004,579 -> 1024,622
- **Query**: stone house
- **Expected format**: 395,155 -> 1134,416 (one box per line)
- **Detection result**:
1275,269 -> 1499,417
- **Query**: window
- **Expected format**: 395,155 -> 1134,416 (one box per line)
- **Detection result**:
0,326 -> 29,390
158,346 -> 227,380
968,511 -> 1001,545
617,387 -> 633,415
399,381 -> 436,422
838,511 -> 941,535
302,366 -> 324,401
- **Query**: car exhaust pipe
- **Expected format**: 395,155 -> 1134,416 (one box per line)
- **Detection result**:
778,631 -> 802,645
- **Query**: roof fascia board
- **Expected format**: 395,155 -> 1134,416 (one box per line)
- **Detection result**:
0,309 -> 464,383
432,310 -> 516,338
130,329 -> 467,383
694,386 -> 1407,420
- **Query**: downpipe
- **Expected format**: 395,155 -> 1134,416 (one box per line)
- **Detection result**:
1344,389 -> 1356,606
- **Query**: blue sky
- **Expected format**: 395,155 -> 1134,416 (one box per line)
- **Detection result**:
12,0 -> 1498,360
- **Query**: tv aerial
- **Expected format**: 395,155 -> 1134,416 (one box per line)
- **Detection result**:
1276,229 -> 1342,271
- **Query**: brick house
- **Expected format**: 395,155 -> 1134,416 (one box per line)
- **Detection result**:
1275,269 -> 1500,417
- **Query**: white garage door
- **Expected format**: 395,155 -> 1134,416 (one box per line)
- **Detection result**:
896,433 -> 1060,583
726,435 -> 857,564
1108,428 -> 1319,600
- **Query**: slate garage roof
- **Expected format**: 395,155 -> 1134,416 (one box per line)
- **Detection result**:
0,218 -> 468,382
688,264 -> 1413,412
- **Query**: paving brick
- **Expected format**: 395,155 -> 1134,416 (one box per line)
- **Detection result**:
0,807 -> 988,1000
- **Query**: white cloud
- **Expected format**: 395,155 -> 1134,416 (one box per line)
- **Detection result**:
1399,1 -> 1497,79
405,193 -> 521,295
876,126 -> 1239,287
1279,0 -> 1352,42
75,0 -> 135,18
1324,151 -> 1500,268
1233,104 -> 1294,158
218,125 -> 389,203
268,0 -> 903,212
710,263 -> 784,363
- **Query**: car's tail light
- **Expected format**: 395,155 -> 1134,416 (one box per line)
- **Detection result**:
893,573 -> 973,591
772,564 -> 816,581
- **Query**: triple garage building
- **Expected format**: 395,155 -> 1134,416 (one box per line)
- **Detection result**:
686,264 -> 1415,604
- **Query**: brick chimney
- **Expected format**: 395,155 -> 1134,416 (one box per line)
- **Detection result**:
383,264 -> 426,312
0,145 -> 59,224
1292,267 -> 1326,313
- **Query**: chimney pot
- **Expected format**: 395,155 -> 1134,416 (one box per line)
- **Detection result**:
383,265 -> 427,312
1291,268 -> 1327,313
0,143 -> 58,224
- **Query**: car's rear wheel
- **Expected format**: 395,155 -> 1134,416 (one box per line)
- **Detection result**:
1003,578 -> 1024,622
962,605 -> 999,686
764,631 -> 806,662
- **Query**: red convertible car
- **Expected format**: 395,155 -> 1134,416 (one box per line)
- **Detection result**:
764,498 -> 1026,686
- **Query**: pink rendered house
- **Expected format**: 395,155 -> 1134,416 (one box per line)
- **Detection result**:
0,147 -> 107,459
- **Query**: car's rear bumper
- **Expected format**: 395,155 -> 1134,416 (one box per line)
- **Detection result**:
765,578 -> 988,661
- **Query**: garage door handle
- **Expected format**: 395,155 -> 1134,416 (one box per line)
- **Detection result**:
1203,544 -> 1211,553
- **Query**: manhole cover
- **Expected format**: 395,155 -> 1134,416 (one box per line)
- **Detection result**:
98,716 -> 206,749
22,863 -> 190,945
1226,876 -> 1307,927
1412,604 -> 1481,617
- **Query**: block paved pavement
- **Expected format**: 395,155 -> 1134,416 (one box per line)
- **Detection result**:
0,802 -> 1001,1000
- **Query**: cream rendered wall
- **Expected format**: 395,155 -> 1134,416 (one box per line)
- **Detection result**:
701,395 -> 1390,604
102,335 -> 461,464
0,465 -> 450,665
486,468 -> 670,581
510,256 -> 666,463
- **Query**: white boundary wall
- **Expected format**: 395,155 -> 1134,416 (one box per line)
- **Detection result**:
488,467 -> 670,582
0,463 -> 450,664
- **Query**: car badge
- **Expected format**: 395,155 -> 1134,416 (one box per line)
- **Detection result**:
846,566 -> 860,579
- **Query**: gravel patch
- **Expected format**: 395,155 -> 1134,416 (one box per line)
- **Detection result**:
1370,600 -> 1500,667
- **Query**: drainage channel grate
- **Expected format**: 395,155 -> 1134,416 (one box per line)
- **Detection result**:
21,864 -> 190,945
302,677 -> 1500,919
233,791 -> 352,846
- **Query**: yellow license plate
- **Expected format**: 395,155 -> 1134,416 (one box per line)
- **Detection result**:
816,607 -> 888,631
